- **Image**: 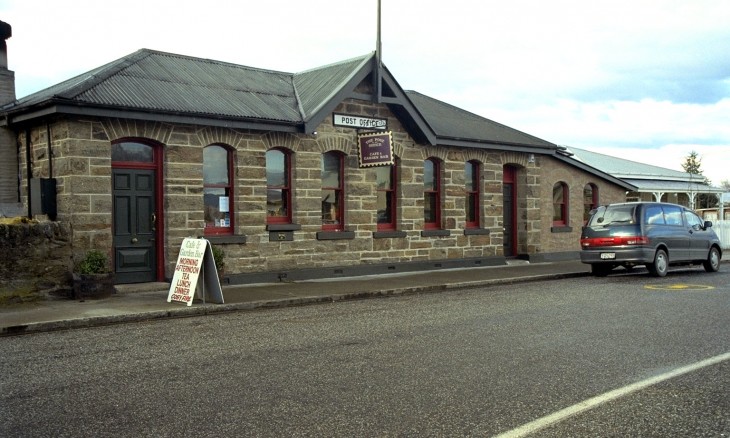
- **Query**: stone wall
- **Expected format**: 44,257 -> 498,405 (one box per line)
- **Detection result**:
14,98 -> 624,283
538,155 -> 628,255
0,220 -> 72,299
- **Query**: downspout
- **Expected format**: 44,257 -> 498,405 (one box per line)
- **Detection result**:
46,123 -> 53,178
24,127 -> 31,218
15,128 -> 20,202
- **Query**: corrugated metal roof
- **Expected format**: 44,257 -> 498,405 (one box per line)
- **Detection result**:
13,49 -> 303,123
564,146 -> 692,180
405,91 -> 556,149
623,179 -> 725,193
565,146 -> 723,193
5,49 -> 554,150
294,54 -> 372,119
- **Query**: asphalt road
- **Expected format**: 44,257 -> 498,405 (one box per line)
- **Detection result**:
1,266 -> 728,437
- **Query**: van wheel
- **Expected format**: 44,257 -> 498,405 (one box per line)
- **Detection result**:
647,249 -> 668,277
703,247 -> 720,272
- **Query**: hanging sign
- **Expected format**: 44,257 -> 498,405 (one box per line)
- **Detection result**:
333,113 -> 387,130
358,131 -> 394,167
167,238 -> 224,306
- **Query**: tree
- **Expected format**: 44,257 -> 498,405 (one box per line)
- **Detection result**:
681,151 -> 716,208
681,151 -> 706,180
720,179 -> 730,191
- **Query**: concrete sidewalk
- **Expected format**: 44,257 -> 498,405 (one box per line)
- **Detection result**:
0,260 -> 591,336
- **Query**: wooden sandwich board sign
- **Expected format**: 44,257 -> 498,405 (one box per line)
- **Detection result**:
167,238 -> 224,306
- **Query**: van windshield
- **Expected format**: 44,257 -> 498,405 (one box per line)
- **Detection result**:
588,205 -> 637,226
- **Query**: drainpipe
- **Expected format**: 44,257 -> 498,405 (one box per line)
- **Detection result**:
15,128 -> 20,202
46,123 -> 52,178
24,128 -> 31,218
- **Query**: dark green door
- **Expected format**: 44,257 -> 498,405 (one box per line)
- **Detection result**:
113,168 -> 157,283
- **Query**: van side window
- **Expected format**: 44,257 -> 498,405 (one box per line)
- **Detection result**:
662,205 -> 683,226
684,211 -> 703,229
645,205 -> 666,225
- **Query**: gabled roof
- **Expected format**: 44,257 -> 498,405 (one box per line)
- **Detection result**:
1,48 -> 558,153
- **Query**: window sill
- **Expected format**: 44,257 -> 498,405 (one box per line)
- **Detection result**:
550,226 -> 573,233
202,234 -> 247,244
464,228 -> 490,236
421,229 -> 451,237
373,230 -> 407,239
267,223 -> 302,231
317,230 -> 356,240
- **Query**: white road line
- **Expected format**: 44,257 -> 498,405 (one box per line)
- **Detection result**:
494,352 -> 730,438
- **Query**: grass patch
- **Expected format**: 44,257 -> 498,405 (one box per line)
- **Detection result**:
0,287 -> 44,306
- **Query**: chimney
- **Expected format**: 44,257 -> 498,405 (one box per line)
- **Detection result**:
0,20 -> 18,205
0,20 -> 14,104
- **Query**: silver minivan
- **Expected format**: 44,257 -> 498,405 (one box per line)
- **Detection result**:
580,202 -> 722,277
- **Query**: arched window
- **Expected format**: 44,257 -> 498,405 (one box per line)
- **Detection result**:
424,158 -> 442,229
583,183 -> 598,223
465,160 -> 480,228
552,181 -> 569,226
203,145 -> 233,235
266,148 -> 292,224
322,151 -> 345,231
376,158 -> 398,231
112,141 -> 154,163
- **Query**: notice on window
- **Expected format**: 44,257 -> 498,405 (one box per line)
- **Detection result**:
219,196 -> 229,213
167,238 -> 224,306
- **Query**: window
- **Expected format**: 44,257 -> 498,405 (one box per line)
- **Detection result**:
322,151 -> 345,230
376,160 -> 398,230
424,158 -> 442,229
203,145 -> 233,235
663,205 -> 683,226
645,205 -> 666,225
684,210 -> 703,229
465,161 -> 480,228
552,182 -> 568,226
266,148 -> 292,224
583,183 -> 598,223
112,142 -> 154,163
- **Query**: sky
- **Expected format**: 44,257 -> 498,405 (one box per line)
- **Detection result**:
1,0 -> 729,186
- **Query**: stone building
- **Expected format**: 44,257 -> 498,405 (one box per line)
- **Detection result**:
0,24 -> 633,285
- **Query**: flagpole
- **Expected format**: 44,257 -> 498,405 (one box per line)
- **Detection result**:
375,0 -> 382,103
376,0 -> 382,65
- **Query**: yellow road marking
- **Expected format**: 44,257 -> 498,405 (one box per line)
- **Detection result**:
644,284 -> 714,291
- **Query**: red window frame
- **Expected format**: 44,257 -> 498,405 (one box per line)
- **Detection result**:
552,181 -> 568,226
266,148 -> 292,225
322,151 -> 345,231
465,160 -> 480,228
376,159 -> 398,231
583,183 -> 598,224
203,144 -> 234,236
424,158 -> 442,230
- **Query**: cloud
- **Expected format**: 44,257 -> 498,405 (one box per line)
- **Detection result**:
1,0 -> 728,188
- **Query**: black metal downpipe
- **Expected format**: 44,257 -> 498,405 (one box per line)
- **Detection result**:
24,128 -> 31,218
46,123 -> 52,178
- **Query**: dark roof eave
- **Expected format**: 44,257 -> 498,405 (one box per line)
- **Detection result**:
3,101 -> 302,133
436,136 -> 558,154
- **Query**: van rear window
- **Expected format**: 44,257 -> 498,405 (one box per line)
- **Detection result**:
588,205 -> 637,226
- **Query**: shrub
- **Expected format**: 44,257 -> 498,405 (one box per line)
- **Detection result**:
76,250 -> 108,275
